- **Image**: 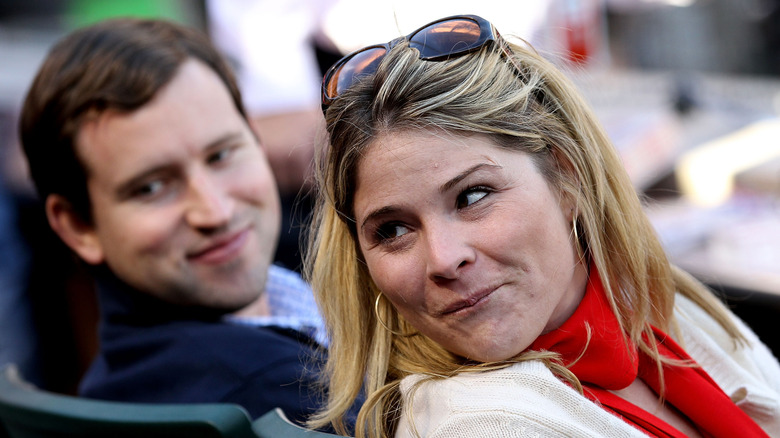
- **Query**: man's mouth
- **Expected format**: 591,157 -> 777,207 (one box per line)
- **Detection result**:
187,227 -> 251,265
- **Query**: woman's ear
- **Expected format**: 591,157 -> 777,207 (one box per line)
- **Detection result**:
560,189 -> 579,223
45,194 -> 105,265
547,148 -> 580,221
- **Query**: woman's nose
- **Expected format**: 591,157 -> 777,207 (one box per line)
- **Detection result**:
424,221 -> 476,281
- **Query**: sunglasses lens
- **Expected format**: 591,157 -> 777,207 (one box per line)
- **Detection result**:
322,17 -> 495,110
409,18 -> 483,59
326,47 -> 387,100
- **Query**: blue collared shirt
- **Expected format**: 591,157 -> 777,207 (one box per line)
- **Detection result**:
224,265 -> 328,346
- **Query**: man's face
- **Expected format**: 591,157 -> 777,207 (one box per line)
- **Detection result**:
73,59 -> 281,310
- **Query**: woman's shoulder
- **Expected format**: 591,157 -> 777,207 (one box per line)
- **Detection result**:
398,361 -> 584,420
399,360 -> 555,395
396,362 -> 646,438
674,293 -> 780,435
673,292 -> 780,381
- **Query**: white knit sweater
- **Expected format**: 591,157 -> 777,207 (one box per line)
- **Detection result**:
396,294 -> 780,437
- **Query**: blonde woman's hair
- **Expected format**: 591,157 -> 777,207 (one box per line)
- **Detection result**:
306,32 -> 744,438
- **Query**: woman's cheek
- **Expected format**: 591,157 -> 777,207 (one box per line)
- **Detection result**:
371,255 -> 419,301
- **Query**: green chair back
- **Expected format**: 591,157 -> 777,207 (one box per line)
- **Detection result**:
253,408 -> 348,438
0,364 -> 257,438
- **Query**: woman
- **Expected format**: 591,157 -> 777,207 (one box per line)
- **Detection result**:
306,14 -> 780,437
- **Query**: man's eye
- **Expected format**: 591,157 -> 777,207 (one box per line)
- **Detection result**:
131,180 -> 164,198
456,187 -> 490,209
207,147 -> 233,164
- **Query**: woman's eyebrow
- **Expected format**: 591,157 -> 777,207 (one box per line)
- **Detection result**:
439,163 -> 502,193
360,206 -> 400,233
359,163 -> 502,232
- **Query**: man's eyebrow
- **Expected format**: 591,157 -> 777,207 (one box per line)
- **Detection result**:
202,131 -> 246,152
439,163 -> 502,193
116,131 -> 247,197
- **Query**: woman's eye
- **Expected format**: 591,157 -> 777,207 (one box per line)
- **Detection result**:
375,223 -> 409,242
456,187 -> 490,209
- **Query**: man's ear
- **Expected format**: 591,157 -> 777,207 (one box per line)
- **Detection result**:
45,194 -> 104,265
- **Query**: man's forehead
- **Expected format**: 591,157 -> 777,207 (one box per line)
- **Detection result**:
74,60 -> 247,179
74,108 -> 173,183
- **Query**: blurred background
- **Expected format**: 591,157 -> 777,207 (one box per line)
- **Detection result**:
1,0 -> 779,394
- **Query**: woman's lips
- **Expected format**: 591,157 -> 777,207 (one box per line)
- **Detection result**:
440,287 -> 496,316
188,228 -> 251,265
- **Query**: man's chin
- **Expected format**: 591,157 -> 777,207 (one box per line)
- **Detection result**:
163,282 -> 262,311
227,291 -> 270,317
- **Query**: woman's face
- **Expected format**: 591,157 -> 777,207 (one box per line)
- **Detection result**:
352,131 -> 588,362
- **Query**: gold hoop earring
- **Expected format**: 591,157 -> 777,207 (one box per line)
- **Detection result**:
572,215 -> 586,261
374,294 -> 417,337
572,214 -> 579,244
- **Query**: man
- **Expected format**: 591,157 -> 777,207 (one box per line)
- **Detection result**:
18,18 -> 325,423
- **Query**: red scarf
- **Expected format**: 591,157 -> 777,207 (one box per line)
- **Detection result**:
529,269 -> 768,438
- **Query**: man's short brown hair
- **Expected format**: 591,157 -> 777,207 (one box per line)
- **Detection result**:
20,18 -> 247,222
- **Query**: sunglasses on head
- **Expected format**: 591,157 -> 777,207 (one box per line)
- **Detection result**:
320,14 -> 523,114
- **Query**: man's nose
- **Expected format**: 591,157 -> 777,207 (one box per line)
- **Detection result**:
184,172 -> 234,230
424,220 -> 476,282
